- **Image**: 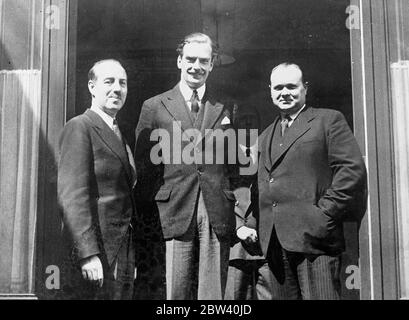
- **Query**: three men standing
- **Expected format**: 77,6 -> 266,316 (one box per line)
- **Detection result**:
58,59 -> 137,299
135,33 -> 236,299
58,41 -> 367,300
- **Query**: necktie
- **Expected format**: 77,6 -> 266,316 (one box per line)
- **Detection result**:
125,144 -> 137,183
112,118 -> 122,141
190,89 -> 200,113
280,115 -> 291,136
113,119 -> 136,182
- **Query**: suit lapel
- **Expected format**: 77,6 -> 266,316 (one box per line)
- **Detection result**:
262,118 -> 280,171
269,106 -> 315,169
200,93 -> 224,133
198,92 -> 224,146
123,136 -> 138,189
161,85 -> 224,146
84,109 -> 133,186
161,85 -> 194,132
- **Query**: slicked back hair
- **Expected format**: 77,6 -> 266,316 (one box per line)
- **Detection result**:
270,62 -> 308,87
88,59 -> 125,82
176,33 -> 218,61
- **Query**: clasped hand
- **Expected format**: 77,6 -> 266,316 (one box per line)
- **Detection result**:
80,255 -> 104,287
236,226 -> 258,244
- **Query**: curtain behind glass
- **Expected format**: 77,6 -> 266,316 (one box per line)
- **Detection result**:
0,70 -> 41,293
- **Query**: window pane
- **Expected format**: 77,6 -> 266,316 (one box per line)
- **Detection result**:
389,0 -> 409,300
0,0 -> 44,295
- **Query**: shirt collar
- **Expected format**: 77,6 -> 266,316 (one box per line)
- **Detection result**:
282,104 -> 306,121
90,104 -> 116,129
179,80 -> 206,102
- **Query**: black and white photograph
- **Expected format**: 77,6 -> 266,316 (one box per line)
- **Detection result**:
0,0 -> 408,307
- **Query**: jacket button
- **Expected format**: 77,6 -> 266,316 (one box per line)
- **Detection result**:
190,136 -> 195,142
272,202 -> 277,207
235,201 -> 239,206
197,170 -> 203,176
279,143 -> 283,147
269,178 -> 274,183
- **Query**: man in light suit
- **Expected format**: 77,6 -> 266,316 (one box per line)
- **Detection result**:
255,62 -> 367,299
134,33 -> 237,300
58,59 -> 137,299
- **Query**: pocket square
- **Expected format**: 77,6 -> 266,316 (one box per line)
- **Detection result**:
221,116 -> 231,125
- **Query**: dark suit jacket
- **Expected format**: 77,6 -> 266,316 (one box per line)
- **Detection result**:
134,84 -> 237,240
258,106 -> 367,256
58,109 -> 136,270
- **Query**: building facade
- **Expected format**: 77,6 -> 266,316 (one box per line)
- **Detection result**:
0,0 -> 408,299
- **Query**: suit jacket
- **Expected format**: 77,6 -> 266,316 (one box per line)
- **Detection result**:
134,84 -> 237,240
258,106 -> 367,256
58,109 -> 137,269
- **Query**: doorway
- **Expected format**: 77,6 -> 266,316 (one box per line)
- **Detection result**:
69,0 -> 358,299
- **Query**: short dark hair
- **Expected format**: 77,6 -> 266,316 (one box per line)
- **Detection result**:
88,59 -> 124,82
270,62 -> 308,87
176,33 -> 218,61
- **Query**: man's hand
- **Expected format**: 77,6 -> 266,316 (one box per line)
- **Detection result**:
80,255 -> 104,287
237,226 -> 258,244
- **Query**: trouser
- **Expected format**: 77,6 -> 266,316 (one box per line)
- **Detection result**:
165,192 -> 230,300
225,260 -> 272,300
259,231 -> 342,300
96,226 -> 136,300
61,226 -> 136,300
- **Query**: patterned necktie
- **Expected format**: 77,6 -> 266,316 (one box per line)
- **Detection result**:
190,89 -> 200,113
113,119 -> 136,182
281,115 -> 291,136
112,118 -> 122,141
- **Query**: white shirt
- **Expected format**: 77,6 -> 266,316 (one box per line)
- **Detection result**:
90,105 -> 136,174
90,104 -> 117,132
179,80 -> 206,111
286,104 -> 307,127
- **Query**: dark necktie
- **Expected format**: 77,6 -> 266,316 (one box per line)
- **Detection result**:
190,89 -> 200,113
113,119 -> 136,182
280,115 -> 291,136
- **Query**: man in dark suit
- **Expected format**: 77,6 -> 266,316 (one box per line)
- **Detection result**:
134,33 -> 236,299
225,110 -> 266,300
256,62 -> 367,299
58,59 -> 137,299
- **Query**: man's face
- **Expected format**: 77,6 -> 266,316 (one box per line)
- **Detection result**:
177,42 -> 214,89
88,61 -> 128,117
270,65 -> 307,114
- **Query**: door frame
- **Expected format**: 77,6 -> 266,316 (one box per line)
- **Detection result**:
35,0 -> 401,300
35,0 -> 77,299
350,0 -> 399,300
